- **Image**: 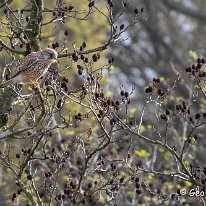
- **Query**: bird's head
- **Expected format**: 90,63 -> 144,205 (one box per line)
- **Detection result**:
41,48 -> 58,62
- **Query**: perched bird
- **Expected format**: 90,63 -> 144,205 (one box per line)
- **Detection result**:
0,48 -> 58,89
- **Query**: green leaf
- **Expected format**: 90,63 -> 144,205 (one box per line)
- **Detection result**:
105,91 -> 113,98
189,50 -> 198,60
99,194 -> 105,203
135,149 -> 150,157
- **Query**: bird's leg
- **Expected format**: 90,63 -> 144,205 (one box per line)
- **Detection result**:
33,82 -> 40,91
29,79 -> 40,91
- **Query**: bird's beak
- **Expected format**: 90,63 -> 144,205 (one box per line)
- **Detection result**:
51,58 -> 58,64
54,57 -> 58,63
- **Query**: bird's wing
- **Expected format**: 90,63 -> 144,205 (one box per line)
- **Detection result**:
11,55 -> 41,79
16,52 -> 37,68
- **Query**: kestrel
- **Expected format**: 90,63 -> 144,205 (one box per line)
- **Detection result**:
0,48 -> 58,89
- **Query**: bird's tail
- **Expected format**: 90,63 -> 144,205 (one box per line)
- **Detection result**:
0,79 -> 15,88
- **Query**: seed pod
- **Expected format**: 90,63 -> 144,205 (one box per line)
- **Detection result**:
134,8 -> 138,14
120,24 -> 124,30
57,99 -> 62,109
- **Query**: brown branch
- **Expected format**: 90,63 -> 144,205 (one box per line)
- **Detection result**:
0,0 -> 13,9
18,134 -> 44,177
0,39 -> 26,55
0,154 -> 39,206
58,43 -> 110,58
25,0 -> 43,51
0,88 -> 18,128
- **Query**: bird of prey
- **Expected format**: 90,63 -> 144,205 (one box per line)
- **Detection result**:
0,48 -> 58,89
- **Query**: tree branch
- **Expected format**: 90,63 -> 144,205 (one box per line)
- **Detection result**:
0,0 -> 13,9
